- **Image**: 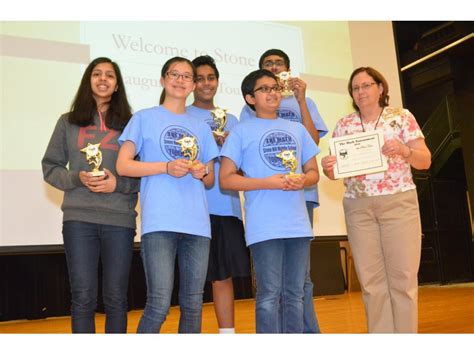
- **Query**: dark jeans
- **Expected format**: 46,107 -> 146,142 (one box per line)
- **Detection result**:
62,220 -> 135,333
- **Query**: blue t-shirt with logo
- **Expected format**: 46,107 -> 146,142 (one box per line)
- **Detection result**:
119,106 -> 219,238
239,96 -> 328,207
220,117 -> 320,246
186,105 -> 242,220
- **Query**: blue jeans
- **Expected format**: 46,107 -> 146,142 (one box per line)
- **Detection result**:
137,232 -> 210,333
304,202 -> 321,333
62,220 -> 135,333
250,237 -> 311,333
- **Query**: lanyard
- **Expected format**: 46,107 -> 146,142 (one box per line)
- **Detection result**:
360,109 -> 383,132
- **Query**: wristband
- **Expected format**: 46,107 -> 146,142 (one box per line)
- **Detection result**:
166,161 -> 170,174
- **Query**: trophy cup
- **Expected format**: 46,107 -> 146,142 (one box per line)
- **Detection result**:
176,135 -> 198,166
80,143 -> 105,176
210,107 -> 228,137
276,71 -> 293,97
276,149 -> 300,178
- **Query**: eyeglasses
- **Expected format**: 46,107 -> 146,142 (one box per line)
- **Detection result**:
351,82 -> 377,93
262,60 -> 286,69
253,85 -> 282,94
166,71 -> 194,82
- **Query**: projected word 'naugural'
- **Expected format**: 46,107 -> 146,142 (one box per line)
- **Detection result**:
124,76 -> 160,91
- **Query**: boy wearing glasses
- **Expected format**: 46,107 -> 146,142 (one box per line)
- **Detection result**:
240,48 -> 327,333
187,56 -> 250,334
220,69 -> 320,333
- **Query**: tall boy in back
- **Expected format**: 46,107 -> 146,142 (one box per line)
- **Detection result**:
219,69 -> 320,333
187,55 -> 250,334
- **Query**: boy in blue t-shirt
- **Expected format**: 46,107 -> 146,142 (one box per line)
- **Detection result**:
187,55 -> 250,334
240,49 -> 327,333
240,49 -> 328,210
220,69 -> 320,333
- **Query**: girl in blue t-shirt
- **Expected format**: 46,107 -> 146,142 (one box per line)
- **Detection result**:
116,57 -> 219,333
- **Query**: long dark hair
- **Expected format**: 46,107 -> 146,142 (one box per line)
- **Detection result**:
159,56 -> 196,105
68,57 -> 132,131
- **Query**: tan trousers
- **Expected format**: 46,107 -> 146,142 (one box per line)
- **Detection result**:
343,189 -> 421,333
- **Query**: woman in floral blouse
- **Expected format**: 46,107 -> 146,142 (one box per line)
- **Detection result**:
321,67 -> 431,333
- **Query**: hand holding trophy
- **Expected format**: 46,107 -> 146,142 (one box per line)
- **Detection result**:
276,71 -> 293,97
81,143 -> 105,176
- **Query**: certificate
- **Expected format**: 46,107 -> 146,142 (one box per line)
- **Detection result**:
329,130 -> 388,179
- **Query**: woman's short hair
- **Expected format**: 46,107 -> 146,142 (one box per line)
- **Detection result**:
348,66 -> 390,111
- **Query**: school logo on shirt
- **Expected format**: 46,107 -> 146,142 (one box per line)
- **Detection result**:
277,108 -> 301,123
259,130 -> 298,171
161,125 -> 200,160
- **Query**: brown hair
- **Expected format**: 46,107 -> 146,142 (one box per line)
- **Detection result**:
348,67 -> 390,111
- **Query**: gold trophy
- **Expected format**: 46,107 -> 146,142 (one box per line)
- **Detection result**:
176,135 -> 198,166
210,107 -> 228,137
276,149 -> 300,178
276,71 -> 293,97
81,143 -> 105,176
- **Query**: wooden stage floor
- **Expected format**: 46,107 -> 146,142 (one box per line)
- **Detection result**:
1,283 -> 473,334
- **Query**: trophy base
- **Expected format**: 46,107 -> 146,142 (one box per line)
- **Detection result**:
212,130 -> 226,137
281,90 -> 293,97
91,170 -> 106,177
286,173 -> 301,179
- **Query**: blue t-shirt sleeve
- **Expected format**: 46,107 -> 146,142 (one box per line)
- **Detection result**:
306,98 -> 328,138
220,128 -> 243,169
301,126 -> 320,165
118,113 -> 143,154
239,105 -> 255,123
226,114 -> 239,130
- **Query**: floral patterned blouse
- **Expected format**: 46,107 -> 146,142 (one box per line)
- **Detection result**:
332,107 -> 424,198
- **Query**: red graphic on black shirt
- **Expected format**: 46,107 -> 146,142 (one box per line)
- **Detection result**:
77,126 -> 119,151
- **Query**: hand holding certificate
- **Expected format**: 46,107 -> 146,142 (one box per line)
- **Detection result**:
329,130 -> 388,179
